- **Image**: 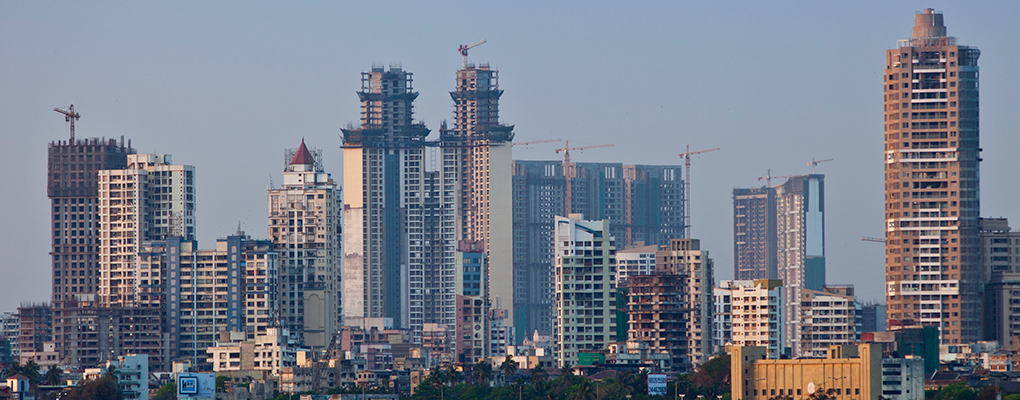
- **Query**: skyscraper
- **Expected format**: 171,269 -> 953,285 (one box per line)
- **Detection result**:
733,187 -> 777,281
441,64 -> 515,328
883,9 -> 981,344
512,161 -> 683,341
49,136 -> 132,305
268,140 -> 341,349
342,67 -> 430,338
776,174 -> 825,357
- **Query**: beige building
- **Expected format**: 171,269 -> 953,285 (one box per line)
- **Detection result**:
798,286 -> 861,358
718,280 -> 784,359
269,140 -> 341,349
98,153 -> 195,308
731,344 -> 882,400
883,9 -> 982,344
553,215 -> 617,366
624,273 -> 686,371
656,238 -> 714,366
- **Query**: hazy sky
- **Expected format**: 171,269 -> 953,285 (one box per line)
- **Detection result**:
2,1 -> 1019,311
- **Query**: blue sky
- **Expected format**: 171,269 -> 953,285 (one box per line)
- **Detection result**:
2,1 -> 1019,310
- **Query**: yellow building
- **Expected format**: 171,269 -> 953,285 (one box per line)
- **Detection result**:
731,344 -> 881,400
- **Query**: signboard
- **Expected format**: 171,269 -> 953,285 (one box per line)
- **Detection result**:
577,352 -> 606,366
178,373 -> 215,399
648,374 -> 668,396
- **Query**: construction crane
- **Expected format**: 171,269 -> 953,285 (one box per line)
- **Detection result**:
512,138 -> 561,147
808,158 -> 834,174
556,140 -> 615,214
756,169 -> 801,187
54,104 -> 80,142
861,237 -> 885,243
678,145 -> 720,239
312,331 -> 340,393
458,39 -> 487,69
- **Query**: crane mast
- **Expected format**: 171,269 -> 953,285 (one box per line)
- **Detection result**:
458,39 -> 487,69
678,145 -> 720,239
555,140 -> 614,214
54,104 -> 80,142
808,158 -> 834,174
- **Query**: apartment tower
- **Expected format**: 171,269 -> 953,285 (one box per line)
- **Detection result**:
733,187 -> 777,281
656,238 -> 714,366
775,174 -> 826,357
268,140 -> 341,349
441,64 -> 515,330
342,67 -> 430,339
883,9 -> 981,344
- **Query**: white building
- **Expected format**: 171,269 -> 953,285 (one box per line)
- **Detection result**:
553,215 -> 617,367
269,140 -> 341,349
1,312 -> 18,360
614,244 -> 657,284
880,356 -> 925,400
798,285 -> 862,358
84,354 -> 149,400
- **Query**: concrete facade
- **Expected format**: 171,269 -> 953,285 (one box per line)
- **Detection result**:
552,215 -> 617,367
775,174 -> 827,357
733,187 -> 777,281
980,218 -> 1020,343
731,344 -> 882,400
798,286 -> 862,358
717,280 -> 784,359
883,9 -> 982,344
656,238 -> 714,367
268,140 -> 341,349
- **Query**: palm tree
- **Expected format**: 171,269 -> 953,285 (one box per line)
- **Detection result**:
529,366 -> 548,385
570,379 -> 596,400
474,360 -> 493,387
1,361 -> 21,380
499,355 -> 518,380
43,365 -> 62,386
559,363 -> 574,381
21,360 -> 41,385
446,365 -> 461,387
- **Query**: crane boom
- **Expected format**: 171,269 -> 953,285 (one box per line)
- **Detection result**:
513,139 -> 561,146
756,169 -> 802,187
808,158 -> 834,174
54,104 -> 80,142
458,39 -> 487,68
679,145 -> 720,239
555,140 -> 615,214
861,237 -> 885,243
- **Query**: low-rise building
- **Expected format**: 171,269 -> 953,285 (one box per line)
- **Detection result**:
731,344 -> 882,400
879,356 -> 925,400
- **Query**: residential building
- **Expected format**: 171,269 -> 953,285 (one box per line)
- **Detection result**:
731,344 -> 882,400
15,304 -> 51,360
49,136 -> 133,306
775,174 -> 826,357
342,66 -> 429,338
798,285 -> 862,358
454,240 -> 489,363
733,187 -> 777,281
513,161 -> 683,342
552,215 -> 617,367
717,280 -> 784,359
614,244 -> 658,285
1,313 -> 19,360
981,218 -> 1020,343
656,238 -> 714,366
420,171 -> 457,330
862,303 -> 887,333
52,295 -> 165,369
880,356 -> 926,400
883,9 -> 982,344
624,273 -> 687,372
268,140 -> 341,349
441,64 -> 515,334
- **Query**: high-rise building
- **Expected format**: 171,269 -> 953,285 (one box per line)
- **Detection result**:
624,273 -> 687,372
796,285 -> 862,358
98,153 -> 196,308
656,238 -> 714,366
979,218 -> 1020,344
775,174 -> 826,357
552,215 -> 617,367
442,65 -> 515,325
714,280 -> 784,359
883,9 -> 982,344
49,136 -> 132,306
513,161 -> 683,342
342,67 -> 430,338
268,140 -> 341,349
733,187 -> 777,281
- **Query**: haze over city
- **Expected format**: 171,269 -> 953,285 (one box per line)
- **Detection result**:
3,0 -> 1020,313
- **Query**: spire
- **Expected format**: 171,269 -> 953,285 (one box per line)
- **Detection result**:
290,138 -> 314,166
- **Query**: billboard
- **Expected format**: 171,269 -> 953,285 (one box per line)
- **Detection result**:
178,373 -> 216,399
647,374 -> 668,396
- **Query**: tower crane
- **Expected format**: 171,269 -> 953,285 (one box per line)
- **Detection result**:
458,39 -> 487,69
757,169 -> 802,187
808,158 -> 834,174
678,145 -> 720,239
555,140 -> 615,214
512,138 -> 561,147
54,104 -> 80,142
861,237 -> 885,243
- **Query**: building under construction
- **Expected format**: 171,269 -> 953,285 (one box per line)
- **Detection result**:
512,161 -> 684,342
732,187 -> 777,281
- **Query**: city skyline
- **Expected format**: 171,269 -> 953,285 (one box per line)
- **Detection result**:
4,2 -> 1020,311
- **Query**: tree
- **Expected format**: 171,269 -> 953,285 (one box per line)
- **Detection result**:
568,379 -> 596,400
43,365 -> 62,386
474,360 -> 493,387
529,366 -> 548,385
445,365 -> 461,387
22,360 -> 42,385
500,355 -> 519,378
64,375 -> 123,400
152,382 -> 178,400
